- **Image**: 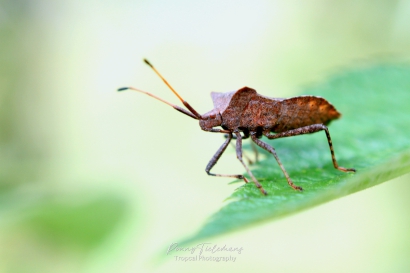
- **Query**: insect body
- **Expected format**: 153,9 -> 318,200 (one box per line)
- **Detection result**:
119,59 -> 355,195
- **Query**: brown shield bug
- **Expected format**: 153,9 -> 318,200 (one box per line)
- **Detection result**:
118,59 -> 356,195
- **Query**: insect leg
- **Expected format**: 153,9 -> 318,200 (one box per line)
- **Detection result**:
235,132 -> 267,195
224,134 -> 258,165
228,142 -> 254,165
251,141 -> 259,163
251,133 -> 303,191
224,134 -> 254,164
205,133 -> 250,184
264,124 -> 356,172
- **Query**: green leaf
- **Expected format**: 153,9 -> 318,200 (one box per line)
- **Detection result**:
181,64 -> 410,244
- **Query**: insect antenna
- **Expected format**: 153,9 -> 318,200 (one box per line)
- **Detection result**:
118,59 -> 203,120
145,59 -> 202,119
117,86 -> 198,119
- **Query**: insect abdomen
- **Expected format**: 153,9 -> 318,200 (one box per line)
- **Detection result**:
272,96 -> 341,132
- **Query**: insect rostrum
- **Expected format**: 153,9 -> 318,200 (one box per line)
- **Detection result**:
119,59 -> 356,195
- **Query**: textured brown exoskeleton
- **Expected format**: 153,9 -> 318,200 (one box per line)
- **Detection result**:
118,59 -> 356,195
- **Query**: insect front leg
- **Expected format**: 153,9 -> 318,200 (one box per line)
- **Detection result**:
264,124 -> 356,173
251,132 -> 303,191
234,131 -> 267,195
205,133 -> 250,184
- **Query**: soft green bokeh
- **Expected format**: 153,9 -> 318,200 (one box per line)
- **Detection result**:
1,1 -> 410,273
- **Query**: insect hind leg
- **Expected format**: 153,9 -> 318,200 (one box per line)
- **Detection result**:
264,124 -> 356,173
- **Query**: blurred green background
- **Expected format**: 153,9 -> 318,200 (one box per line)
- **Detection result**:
1,1 -> 410,272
